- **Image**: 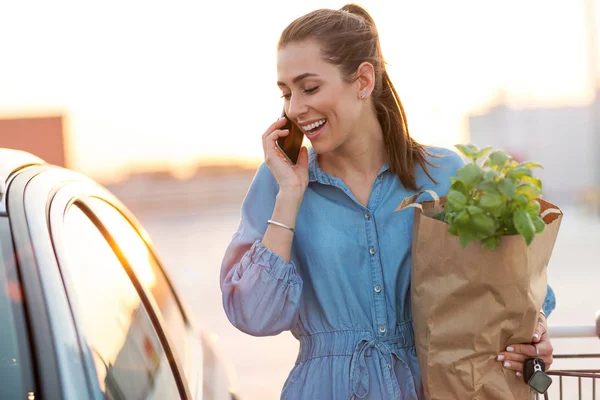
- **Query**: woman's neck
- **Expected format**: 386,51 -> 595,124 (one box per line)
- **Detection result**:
319,110 -> 387,181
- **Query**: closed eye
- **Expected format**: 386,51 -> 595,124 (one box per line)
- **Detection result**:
280,86 -> 319,100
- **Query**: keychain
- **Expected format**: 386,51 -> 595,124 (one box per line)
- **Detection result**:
523,344 -> 552,398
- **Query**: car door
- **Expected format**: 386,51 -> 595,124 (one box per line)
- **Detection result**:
9,165 -> 192,399
79,195 -> 208,399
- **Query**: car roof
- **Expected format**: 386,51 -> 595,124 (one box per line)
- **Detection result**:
0,148 -> 46,211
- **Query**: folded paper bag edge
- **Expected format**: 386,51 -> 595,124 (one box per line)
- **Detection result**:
394,190 -> 440,212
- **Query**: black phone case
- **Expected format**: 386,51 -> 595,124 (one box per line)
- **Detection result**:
276,116 -> 304,164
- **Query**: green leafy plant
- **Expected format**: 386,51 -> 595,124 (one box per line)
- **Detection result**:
440,144 -> 545,250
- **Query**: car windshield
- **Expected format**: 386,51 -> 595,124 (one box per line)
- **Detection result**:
0,216 -> 36,399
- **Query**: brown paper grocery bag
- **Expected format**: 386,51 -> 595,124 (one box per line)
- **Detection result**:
396,191 -> 562,400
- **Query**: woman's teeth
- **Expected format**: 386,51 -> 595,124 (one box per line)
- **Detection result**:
302,119 -> 327,133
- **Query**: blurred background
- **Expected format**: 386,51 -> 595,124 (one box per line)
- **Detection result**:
1,0 -> 599,398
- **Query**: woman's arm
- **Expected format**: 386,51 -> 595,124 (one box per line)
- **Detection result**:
220,163 -> 303,336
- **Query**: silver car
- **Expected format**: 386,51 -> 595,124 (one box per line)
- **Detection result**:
0,148 -> 237,400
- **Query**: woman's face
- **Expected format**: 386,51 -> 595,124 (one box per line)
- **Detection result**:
277,40 -> 363,155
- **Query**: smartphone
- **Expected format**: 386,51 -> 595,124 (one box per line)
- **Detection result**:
276,110 -> 304,164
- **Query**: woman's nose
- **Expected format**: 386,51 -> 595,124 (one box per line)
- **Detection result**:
286,96 -> 308,121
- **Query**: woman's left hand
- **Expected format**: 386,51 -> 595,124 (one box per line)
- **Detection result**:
497,312 -> 554,378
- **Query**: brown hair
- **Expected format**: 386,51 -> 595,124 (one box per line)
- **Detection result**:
278,4 -> 438,190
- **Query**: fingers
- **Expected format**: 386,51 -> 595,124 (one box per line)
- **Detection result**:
498,351 -> 527,365
499,336 -> 554,373
262,117 -> 288,146
297,146 -> 309,168
264,129 -> 290,165
499,359 -> 525,374
533,315 -> 547,343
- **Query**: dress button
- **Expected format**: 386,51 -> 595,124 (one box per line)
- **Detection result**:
378,174 -> 383,180
379,325 -> 386,334
364,212 -> 371,220
369,247 -> 376,255
374,285 -> 382,293
387,363 -> 392,369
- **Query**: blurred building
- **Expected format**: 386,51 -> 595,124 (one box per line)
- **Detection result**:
468,98 -> 600,206
0,115 -> 67,167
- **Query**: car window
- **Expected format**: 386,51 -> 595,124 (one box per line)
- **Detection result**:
0,217 -> 36,400
85,198 -> 188,365
61,205 -> 181,399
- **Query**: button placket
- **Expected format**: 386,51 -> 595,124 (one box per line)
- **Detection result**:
363,207 -> 389,338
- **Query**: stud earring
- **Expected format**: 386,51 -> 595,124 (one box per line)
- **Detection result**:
360,92 -> 368,99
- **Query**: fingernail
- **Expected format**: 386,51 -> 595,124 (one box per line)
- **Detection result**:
533,333 -> 540,340
497,355 -> 505,361
506,346 -> 515,352
516,372 -> 522,377
503,362 -> 511,368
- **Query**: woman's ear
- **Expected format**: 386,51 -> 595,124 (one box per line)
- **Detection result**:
356,62 -> 375,99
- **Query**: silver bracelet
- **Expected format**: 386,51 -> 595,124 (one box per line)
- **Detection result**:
267,219 -> 295,232
540,308 -> 547,319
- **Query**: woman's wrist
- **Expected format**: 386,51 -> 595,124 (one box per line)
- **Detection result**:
276,189 -> 304,211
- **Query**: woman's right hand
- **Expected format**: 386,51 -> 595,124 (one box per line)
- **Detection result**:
263,117 -> 309,197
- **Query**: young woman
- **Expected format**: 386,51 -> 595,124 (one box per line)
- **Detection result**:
220,4 -> 556,399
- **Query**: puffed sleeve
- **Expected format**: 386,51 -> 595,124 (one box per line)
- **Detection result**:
220,163 -> 303,336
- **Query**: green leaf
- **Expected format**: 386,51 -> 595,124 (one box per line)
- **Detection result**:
471,213 -> 497,236
448,224 -> 459,236
506,167 -> 533,181
450,179 -> 469,196
479,193 -> 503,212
517,183 -> 542,200
483,169 -> 499,182
526,200 -> 541,218
484,150 -> 510,169
498,178 -> 517,200
447,190 -> 467,212
533,216 -> 546,234
521,175 -> 543,190
519,161 -> 543,169
481,236 -> 500,250
457,164 -> 483,188
467,205 -> 484,215
476,146 -> 494,160
455,210 -> 470,225
458,228 -> 476,248
513,193 -> 529,208
478,181 -> 499,194
455,144 -> 478,159
514,209 -> 536,245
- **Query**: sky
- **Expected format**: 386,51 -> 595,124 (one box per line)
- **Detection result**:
0,0 -> 597,182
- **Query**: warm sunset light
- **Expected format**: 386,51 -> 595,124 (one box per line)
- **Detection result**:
3,3 -> 597,399
0,1 -> 595,182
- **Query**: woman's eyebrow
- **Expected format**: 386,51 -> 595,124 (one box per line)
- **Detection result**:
277,73 -> 320,87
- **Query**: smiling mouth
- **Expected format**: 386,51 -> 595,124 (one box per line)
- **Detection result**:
301,119 -> 327,135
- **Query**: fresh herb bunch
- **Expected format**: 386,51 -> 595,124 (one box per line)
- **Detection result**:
443,144 -> 545,250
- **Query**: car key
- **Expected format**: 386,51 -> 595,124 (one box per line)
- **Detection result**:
523,345 -> 552,398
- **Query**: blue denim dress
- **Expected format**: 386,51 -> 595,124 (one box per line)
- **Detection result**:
220,147 -> 556,400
